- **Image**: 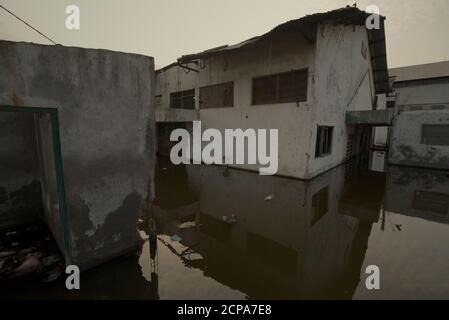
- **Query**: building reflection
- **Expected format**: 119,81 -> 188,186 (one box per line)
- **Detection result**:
150,158 -> 386,299
384,166 -> 449,224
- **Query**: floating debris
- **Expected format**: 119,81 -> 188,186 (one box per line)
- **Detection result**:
41,255 -> 60,267
264,194 -> 274,201
177,221 -> 196,229
222,214 -> 237,224
170,234 -> 182,242
0,222 -> 64,284
14,256 -> 44,278
0,251 -> 15,258
41,267 -> 63,283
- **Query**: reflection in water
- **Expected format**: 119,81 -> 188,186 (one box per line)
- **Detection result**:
352,165 -> 449,299
146,157 -> 385,299
5,156 -> 449,299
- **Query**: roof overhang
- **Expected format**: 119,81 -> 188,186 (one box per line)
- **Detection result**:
166,6 -> 390,94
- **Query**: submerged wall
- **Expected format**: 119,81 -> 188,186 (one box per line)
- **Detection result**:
0,41 -> 155,270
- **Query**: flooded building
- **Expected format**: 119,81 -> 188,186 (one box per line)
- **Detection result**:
388,61 -> 449,169
0,41 -> 156,270
155,6 -> 390,179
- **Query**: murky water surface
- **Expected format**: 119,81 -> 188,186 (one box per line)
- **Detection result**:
5,153 -> 449,299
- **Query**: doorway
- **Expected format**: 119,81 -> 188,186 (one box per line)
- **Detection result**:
0,105 -> 71,261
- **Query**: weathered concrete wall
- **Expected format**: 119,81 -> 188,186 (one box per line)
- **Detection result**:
389,110 -> 449,170
309,23 -> 376,178
0,41 -> 155,270
0,112 -> 42,229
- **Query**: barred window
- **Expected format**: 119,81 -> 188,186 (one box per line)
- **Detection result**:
252,69 -> 308,105
170,89 -> 195,109
315,126 -> 333,157
199,82 -> 234,109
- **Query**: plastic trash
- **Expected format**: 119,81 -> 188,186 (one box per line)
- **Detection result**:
264,194 -> 274,201
171,234 -> 182,242
14,256 -> 44,277
178,221 -> 196,229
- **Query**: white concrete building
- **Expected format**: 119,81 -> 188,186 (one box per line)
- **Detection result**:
156,7 -> 389,179
388,61 -> 449,169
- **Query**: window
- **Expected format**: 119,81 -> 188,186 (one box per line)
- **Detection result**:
252,69 -> 308,105
170,89 -> 195,109
315,126 -> 333,157
199,82 -> 233,109
421,124 -> 449,146
311,186 -> 329,226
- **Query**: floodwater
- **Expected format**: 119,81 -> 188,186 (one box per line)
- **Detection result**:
4,152 -> 449,299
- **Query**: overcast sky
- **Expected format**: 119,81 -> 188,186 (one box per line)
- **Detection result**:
1,0 -> 449,69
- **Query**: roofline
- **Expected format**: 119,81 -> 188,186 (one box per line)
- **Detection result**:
158,6 -> 390,94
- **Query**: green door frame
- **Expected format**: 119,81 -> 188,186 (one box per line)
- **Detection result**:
0,105 -> 71,261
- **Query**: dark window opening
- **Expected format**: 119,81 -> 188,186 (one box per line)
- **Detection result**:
311,186 -> 329,226
170,89 -> 195,109
315,126 -> 333,157
199,82 -> 233,109
421,124 -> 449,146
252,69 -> 308,105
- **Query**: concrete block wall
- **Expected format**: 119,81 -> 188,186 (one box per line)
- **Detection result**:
0,41 -> 155,270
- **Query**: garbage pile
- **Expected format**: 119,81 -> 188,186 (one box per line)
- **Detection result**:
0,222 -> 64,285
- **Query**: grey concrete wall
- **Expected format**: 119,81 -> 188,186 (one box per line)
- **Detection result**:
0,112 -> 42,229
0,41 -> 155,270
389,110 -> 449,170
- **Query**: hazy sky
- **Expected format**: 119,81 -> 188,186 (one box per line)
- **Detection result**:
1,0 -> 449,69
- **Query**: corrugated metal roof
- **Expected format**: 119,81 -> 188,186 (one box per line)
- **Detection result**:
390,61 -> 449,82
165,6 -> 389,94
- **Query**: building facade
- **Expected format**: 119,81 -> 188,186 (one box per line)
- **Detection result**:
388,61 -> 449,170
156,7 -> 389,179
